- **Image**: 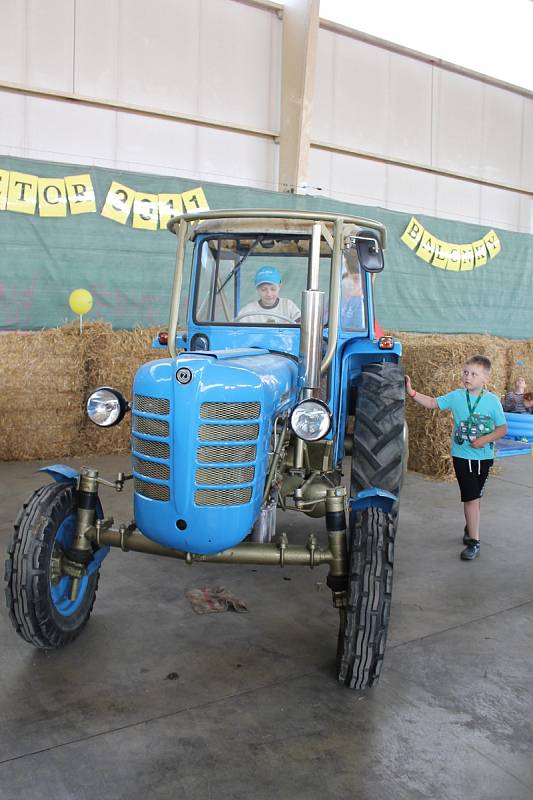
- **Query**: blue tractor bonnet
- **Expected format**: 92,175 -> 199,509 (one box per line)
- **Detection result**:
255,265 -> 281,286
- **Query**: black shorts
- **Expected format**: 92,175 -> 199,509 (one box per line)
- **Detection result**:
452,457 -> 493,502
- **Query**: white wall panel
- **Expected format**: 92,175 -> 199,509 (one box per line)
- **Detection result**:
386,165 -> 436,216
330,153 -> 387,207
115,0 -> 200,115
521,99 -> 533,189
435,175 -> 480,226
479,185 -> 521,232
198,0 -> 279,131
481,84 -> 523,186
26,0 -> 74,92
114,114 -> 197,177
307,148 -> 332,197
313,29 -> 335,142
518,197 -> 533,234
387,52 -> 432,164
0,2 -> 26,83
433,69 -> 484,177
328,37 -> 390,154
196,127 -> 276,190
75,0 -> 119,99
24,97 -> 116,166
1,2 -> 531,237
0,92 -> 26,153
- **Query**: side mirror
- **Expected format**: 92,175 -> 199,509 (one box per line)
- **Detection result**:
355,229 -> 384,273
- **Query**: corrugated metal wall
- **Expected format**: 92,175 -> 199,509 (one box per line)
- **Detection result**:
0,0 -> 531,232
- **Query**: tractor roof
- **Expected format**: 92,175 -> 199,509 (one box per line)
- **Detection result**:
167,209 -> 386,249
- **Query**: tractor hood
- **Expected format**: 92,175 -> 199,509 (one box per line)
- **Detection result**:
132,349 -> 298,554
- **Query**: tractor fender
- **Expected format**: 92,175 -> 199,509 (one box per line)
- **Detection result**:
350,487 -> 398,514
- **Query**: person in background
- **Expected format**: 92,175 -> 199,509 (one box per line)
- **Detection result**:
503,377 -> 528,412
522,391 -> 533,413
235,266 -> 301,324
340,267 -> 365,330
405,355 -> 507,561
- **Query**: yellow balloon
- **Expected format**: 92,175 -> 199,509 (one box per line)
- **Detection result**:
69,288 -> 93,316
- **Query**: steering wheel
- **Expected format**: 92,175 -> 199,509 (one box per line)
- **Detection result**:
234,310 -> 297,324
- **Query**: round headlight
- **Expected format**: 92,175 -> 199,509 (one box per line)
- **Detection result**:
290,399 -> 331,441
87,387 -> 128,427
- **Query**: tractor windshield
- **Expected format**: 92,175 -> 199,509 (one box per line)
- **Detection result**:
194,234 -> 332,327
193,233 -> 367,331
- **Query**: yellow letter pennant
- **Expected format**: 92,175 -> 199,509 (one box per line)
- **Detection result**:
400,217 -> 501,271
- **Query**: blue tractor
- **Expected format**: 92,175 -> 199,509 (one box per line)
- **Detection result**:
5,209 -> 406,689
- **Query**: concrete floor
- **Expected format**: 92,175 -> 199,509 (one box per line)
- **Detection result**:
0,454 -> 532,800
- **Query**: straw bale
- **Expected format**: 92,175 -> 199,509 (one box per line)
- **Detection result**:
397,332 -> 510,479
0,323 -> 88,460
83,326 -> 160,455
0,322 -> 527,473
505,340 -> 533,395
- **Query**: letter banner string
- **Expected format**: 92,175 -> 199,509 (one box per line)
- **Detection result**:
400,216 -> 501,271
0,169 -> 209,229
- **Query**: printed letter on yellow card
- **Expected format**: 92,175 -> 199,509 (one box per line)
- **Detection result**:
132,192 -> 159,230
7,171 -> 38,214
472,239 -> 488,267
459,245 -> 475,271
447,245 -> 461,271
158,193 -> 184,229
401,217 -> 424,250
65,174 -> 96,214
182,187 -> 209,213
0,170 -> 9,210
432,240 -> 449,269
417,230 -> 436,263
483,230 -> 501,259
101,181 -> 135,224
38,178 -> 67,217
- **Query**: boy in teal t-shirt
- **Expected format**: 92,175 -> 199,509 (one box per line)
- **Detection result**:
405,355 -> 507,561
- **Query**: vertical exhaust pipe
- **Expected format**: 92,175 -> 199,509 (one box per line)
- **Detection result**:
299,223 -> 324,396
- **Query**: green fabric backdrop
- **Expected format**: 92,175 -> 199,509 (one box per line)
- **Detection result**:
0,155 -> 531,337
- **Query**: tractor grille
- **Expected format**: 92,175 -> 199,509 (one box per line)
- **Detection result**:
133,457 -> 170,481
195,487 -> 252,506
132,393 -> 171,503
132,436 -> 170,459
198,423 -> 259,442
197,444 -> 257,464
200,402 -> 260,420
196,466 -> 255,485
134,478 -> 170,502
134,395 -> 169,415
194,401 -> 261,506
133,416 -> 169,437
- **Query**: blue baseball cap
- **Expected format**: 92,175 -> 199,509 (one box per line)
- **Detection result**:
255,265 -> 281,286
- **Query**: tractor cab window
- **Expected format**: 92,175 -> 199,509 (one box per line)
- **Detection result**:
194,235 -> 331,326
340,247 -> 366,331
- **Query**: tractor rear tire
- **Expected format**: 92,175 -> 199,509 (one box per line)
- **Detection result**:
351,361 -> 405,498
337,361 -> 404,689
5,482 -> 100,649
337,507 -> 395,689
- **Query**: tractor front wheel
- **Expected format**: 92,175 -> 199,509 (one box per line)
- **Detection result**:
5,482 -> 101,649
337,507 -> 395,689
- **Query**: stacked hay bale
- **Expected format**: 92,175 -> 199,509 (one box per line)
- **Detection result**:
506,340 -> 533,389
0,324 -> 522,476
83,324 -> 159,455
0,324 -> 87,460
0,322 -> 160,461
399,333 -> 509,479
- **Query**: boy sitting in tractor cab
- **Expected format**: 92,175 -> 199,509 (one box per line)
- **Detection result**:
235,266 -> 301,324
